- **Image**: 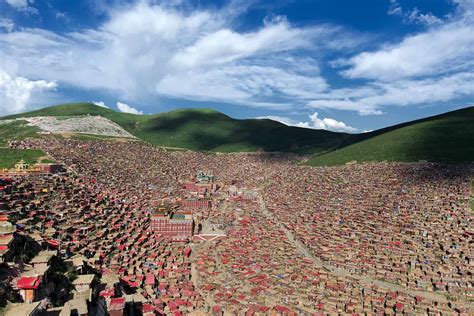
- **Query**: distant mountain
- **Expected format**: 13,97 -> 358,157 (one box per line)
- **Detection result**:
2,103 -> 352,154
3,103 -> 473,165
306,106 -> 474,166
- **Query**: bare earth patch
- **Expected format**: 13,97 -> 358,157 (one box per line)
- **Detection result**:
17,116 -> 136,139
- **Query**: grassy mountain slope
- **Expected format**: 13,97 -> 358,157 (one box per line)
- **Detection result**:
306,106 -> 474,166
2,103 -> 352,154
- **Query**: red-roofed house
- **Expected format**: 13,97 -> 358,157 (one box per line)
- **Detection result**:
16,276 -> 43,303
142,303 -> 155,316
145,273 -> 155,287
108,297 -> 126,316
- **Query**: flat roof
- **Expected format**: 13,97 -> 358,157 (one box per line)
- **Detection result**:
73,274 -> 95,285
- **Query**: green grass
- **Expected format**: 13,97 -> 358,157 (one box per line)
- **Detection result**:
0,120 -> 40,146
0,148 -> 46,169
306,106 -> 474,166
3,103 -> 352,153
0,120 -> 47,168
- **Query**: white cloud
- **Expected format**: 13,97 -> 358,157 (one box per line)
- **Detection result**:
116,101 -> 143,115
0,18 -> 15,32
257,115 -> 309,128
308,71 -> 474,115
308,112 -> 358,133
170,17 -> 315,69
311,1 -> 473,115
452,0 -> 474,16
343,22 -> 474,80
388,0 -> 403,16
6,0 -> 28,9
259,112 -> 358,133
55,11 -> 69,23
92,101 -> 108,108
0,0 -> 472,118
388,0 -> 443,26
405,8 -> 443,26
0,1 -> 361,112
0,69 -> 57,115
157,64 -> 328,108
5,0 -> 38,14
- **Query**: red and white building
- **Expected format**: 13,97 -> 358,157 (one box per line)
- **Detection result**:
150,211 -> 194,240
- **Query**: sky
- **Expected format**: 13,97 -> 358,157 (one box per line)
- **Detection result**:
0,0 -> 473,133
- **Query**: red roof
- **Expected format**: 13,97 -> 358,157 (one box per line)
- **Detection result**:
181,200 -> 210,210
109,297 -> 125,310
274,305 -> 290,312
145,273 -> 155,285
395,302 -> 404,310
17,276 -> 42,289
47,239 -> 60,248
142,304 -> 155,313
100,288 -> 115,297
0,234 -> 13,244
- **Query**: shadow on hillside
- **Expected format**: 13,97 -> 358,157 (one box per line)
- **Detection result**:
147,111 -> 227,132
391,163 -> 472,185
143,111 -> 353,153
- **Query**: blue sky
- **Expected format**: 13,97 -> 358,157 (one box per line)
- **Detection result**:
0,0 -> 473,133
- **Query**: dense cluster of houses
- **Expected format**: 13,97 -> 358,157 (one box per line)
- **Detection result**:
0,138 -> 471,315
263,163 -> 473,304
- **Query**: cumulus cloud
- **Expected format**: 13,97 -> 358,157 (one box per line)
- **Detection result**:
92,101 -> 108,108
0,69 -> 57,115
0,1 -> 362,112
259,113 -> 358,133
116,101 -> 143,115
308,112 -> 358,133
257,115 -> 310,128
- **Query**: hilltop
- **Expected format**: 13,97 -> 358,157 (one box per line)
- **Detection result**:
1,103 -> 352,154
306,106 -> 474,166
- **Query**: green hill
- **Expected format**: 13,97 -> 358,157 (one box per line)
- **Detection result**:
306,106 -> 474,166
2,103 -> 352,154
3,103 -> 473,166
